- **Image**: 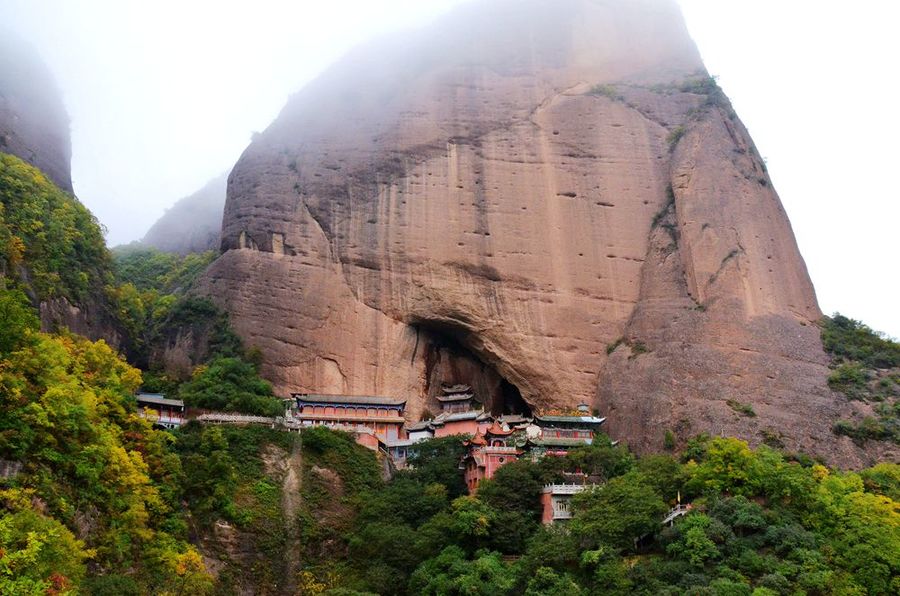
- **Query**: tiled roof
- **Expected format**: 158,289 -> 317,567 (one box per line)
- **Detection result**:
530,437 -> 592,447
386,439 -> 416,448
432,410 -> 483,424
436,393 -> 474,402
136,393 -> 185,408
406,420 -> 434,432
497,414 -> 532,425
441,384 -> 471,394
293,393 -> 406,406
534,415 -> 606,425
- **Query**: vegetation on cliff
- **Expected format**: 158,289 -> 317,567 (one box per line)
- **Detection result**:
0,152 -> 111,303
824,314 -> 900,444
109,245 -> 280,416
0,331 -> 212,595
317,435 -> 899,596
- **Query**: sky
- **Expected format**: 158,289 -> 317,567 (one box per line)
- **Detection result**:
0,0 -> 897,337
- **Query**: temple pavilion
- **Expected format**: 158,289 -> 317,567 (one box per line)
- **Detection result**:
528,408 -> 606,457
136,393 -> 186,429
462,420 -> 522,493
292,393 -> 407,446
436,384 -> 476,413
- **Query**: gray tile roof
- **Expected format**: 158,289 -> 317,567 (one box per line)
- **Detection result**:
293,393 -> 406,406
534,415 -> 606,425
136,393 -> 185,408
436,393 -> 474,402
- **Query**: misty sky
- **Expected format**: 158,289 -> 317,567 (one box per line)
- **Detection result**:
1,0 -> 898,338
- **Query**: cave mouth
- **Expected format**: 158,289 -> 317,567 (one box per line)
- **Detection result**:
413,321 -> 532,418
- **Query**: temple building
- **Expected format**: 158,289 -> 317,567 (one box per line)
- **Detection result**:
436,384 -> 475,413
385,438 -> 416,469
541,484 -> 591,524
406,420 -> 436,442
136,393 -> 185,429
462,420 -> 522,493
528,410 -> 606,457
291,393 -> 407,446
431,409 -> 493,438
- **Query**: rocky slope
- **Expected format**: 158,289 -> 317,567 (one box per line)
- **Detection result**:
0,32 -> 72,192
201,0 -> 890,465
143,172 -> 227,254
0,35 -> 122,346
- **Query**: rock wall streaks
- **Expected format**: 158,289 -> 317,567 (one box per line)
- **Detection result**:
200,0 -> 891,465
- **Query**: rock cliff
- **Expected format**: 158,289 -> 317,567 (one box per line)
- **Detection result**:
143,173 -> 227,254
0,32 -> 72,192
201,0 -> 887,465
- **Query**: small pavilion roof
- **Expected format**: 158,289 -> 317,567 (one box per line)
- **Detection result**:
293,393 -> 406,407
486,420 -> 514,436
441,384 -> 471,394
468,430 -> 488,446
497,414 -> 532,426
136,393 -> 185,408
406,420 -> 434,432
436,392 -> 474,402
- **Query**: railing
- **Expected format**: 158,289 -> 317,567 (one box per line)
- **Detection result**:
661,504 -> 691,525
483,446 -> 519,454
543,483 -> 590,495
196,413 -> 277,425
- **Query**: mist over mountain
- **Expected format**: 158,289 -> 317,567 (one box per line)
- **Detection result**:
142,172 -> 227,254
0,31 -> 71,192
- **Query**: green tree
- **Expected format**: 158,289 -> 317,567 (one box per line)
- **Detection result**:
0,286 -> 38,355
178,357 -> 282,416
0,496 -> 90,595
408,546 -> 515,596
406,436 -> 470,498
524,567 -> 585,596
571,471 -> 667,551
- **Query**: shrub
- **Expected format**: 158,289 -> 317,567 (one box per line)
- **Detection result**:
827,362 -> 869,398
667,126 -> 686,149
726,400 -> 756,418
587,83 -> 622,100
821,314 -> 900,369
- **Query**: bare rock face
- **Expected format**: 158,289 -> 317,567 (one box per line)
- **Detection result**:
0,33 -> 72,192
201,0 -> 887,465
143,173 -> 227,254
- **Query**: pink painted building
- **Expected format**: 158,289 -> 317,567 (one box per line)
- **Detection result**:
292,393 -> 407,448
431,410 -> 492,438
463,421 -> 521,493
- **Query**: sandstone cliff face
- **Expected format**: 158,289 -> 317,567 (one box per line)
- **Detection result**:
0,33 -> 72,192
143,173 -> 227,254
202,0 -> 887,465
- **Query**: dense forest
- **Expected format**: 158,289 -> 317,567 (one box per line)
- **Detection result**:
1,153 -> 899,595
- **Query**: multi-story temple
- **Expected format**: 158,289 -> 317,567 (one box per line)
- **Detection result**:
462,421 -> 522,493
436,384 -> 476,414
292,393 -> 407,446
528,410 -> 607,457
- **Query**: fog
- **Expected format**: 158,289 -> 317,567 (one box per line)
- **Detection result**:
1,0 -> 898,337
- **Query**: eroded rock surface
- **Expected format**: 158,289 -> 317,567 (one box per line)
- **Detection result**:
201,0 -> 890,465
